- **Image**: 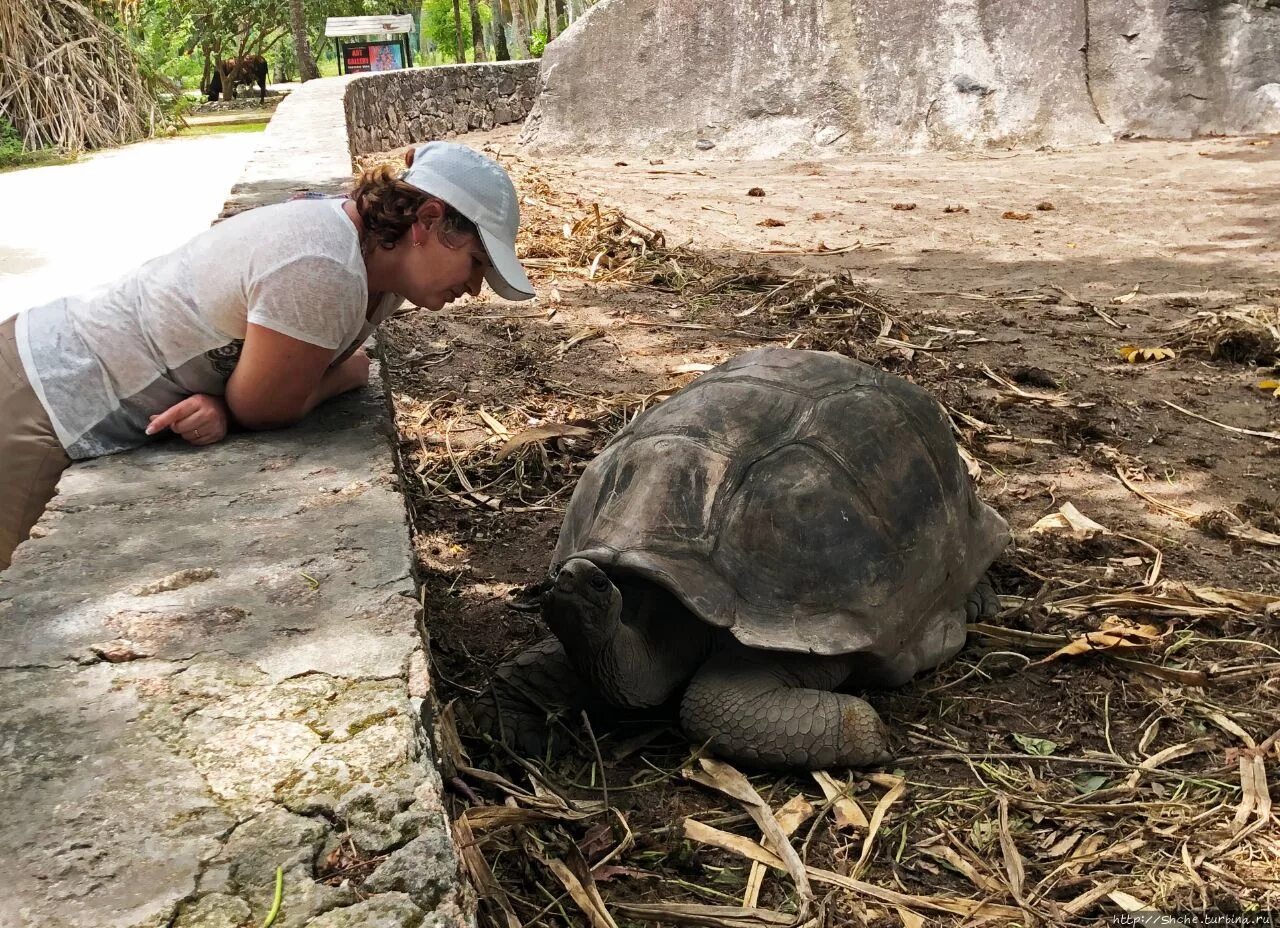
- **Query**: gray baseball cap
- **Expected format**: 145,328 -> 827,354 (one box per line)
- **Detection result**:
402,141 -> 535,301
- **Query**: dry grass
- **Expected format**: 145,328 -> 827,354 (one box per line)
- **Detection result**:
0,0 -> 170,152
369,149 -> 1280,927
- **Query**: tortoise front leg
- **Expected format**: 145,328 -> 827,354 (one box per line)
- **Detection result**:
680,645 -> 890,770
965,571 -> 999,621
472,637 -> 592,757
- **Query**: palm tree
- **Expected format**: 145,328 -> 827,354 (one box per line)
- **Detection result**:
288,0 -> 319,81
452,0 -> 465,62
467,0 -> 486,61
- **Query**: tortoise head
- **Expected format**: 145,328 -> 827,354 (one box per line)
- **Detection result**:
542,557 -> 635,707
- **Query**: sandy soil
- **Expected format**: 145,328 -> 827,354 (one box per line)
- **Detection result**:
375,127 -> 1280,923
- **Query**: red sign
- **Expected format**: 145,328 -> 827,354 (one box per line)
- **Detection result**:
342,41 -> 404,73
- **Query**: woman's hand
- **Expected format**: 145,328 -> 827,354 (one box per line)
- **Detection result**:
335,348 -> 372,391
145,394 -> 230,446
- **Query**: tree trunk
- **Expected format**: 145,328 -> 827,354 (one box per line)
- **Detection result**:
545,0 -> 558,41
410,0 -> 425,61
200,49 -> 212,96
493,0 -> 511,60
452,0 -> 466,62
288,0 -> 320,81
554,0 -> 566,35
467,0 -> 486,61
506,0 -> 530,58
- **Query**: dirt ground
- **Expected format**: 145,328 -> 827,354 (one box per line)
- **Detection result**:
373,126 -> 1279,926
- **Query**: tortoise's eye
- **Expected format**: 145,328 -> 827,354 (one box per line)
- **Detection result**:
590,572 -> 611,592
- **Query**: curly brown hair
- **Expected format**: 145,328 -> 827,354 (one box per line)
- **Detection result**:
349,162 -> 479,254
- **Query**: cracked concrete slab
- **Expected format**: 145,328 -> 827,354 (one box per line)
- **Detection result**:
0,75 -> 471,928
0,379 -> 464,928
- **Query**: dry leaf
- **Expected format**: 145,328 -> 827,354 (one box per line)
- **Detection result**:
943,205 -> 969,214
1112,284 -> 1141,304
1108,890 -> 1167,916
892,202 -> 917,211
1258,379 -> 1280,396
982,364 -> 1088,408
1028,502 -> 1111,540
1160,582 -> 1280,614
895,906 -> 926,928
1036,201 -> 1056,211
613,902 -> 795,927
539,846 -> 619,928
495,424 -> 594,462
918,844 -> 1004,894
684,819 -> 1021,919
461,804 -> 592,832
1119,345 -> 1176,363
1033,615 -> 1162,664
1002,210 -> 1031,221
477,408 -> 510,438
742,793 -> 814,909
670,363 -> 715,375
747,187 -> 766,197
852,775 -> 905,877
593,865 -> 657,883
453,817 -> 522,928
683,758 -> 815,913
556,327 -> 603,357
812,771 -> 869,830
997,796 -> 1026,904
957,444 -> 983,483
757,218 -> 786,227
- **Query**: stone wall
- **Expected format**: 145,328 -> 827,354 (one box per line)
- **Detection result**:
345,61 -> 540,157
521,0 -> 1280,157
2,76 -> 475,928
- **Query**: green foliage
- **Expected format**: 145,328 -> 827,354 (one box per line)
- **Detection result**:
0,116 -> 70,170
131,1 -> 204,89
424,0 -> 491,60
0,117 -> 26,165
1012,733 -> 1057,756
527,27 -> 546,56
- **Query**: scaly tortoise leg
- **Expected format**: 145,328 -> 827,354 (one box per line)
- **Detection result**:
680,645 -> 890,770
472,637 -> 591,758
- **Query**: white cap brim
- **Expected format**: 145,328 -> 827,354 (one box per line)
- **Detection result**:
477,226 -> 536,301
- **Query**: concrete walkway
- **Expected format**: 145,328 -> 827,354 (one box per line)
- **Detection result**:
0,132 -> 260,320
1,76 -> 469,928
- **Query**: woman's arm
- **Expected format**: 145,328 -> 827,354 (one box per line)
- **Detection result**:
224,323 -> 370,430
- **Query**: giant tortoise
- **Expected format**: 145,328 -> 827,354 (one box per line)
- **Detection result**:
487,348 -> 1009,770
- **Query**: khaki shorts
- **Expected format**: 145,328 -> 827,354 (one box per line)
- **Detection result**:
0,316 -> 71,570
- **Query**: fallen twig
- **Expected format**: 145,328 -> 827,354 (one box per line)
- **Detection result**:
1162,400 -> 1280,442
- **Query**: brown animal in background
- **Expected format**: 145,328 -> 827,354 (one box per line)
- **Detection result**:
206,55 -> 269,102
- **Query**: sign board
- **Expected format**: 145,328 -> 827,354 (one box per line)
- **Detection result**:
325,14 -> 414,37
341,40 -> 406,73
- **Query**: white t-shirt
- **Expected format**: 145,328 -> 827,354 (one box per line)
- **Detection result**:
15,198 -> 401,460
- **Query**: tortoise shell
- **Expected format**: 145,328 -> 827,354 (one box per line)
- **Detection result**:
552,348 -> 1009,658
